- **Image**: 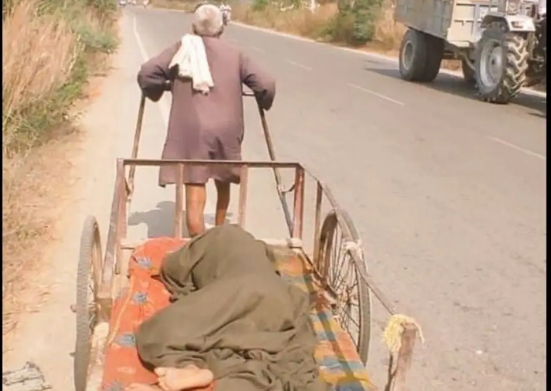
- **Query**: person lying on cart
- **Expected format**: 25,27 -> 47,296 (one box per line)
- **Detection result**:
125,225 -> 329,391
137,3 -> 276,238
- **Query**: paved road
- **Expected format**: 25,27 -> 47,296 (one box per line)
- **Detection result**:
127,8 -> 546,391
5,8 -> 544,391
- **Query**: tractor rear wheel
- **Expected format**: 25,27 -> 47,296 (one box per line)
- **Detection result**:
475,21 -> 529,103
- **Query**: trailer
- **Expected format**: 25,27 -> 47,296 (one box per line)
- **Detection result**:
395,0 -> 547,103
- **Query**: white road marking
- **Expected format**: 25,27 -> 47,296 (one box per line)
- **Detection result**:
133,15 -> 171,123
133,16 -> 150,68
347,83 -> 405,106
487,136 -> 546,161
132,15 -> 217,227
285,59 -> 312,71
249,46 -> 265,53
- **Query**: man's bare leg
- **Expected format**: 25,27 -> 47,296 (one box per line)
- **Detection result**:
214,180 -> 231,226
185,184 -> 207,237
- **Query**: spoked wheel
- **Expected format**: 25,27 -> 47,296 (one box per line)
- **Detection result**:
317,210 -> 372,364
74,216 -> 103,391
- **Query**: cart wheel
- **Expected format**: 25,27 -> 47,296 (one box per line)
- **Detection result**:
74,216 -> 103,391
317,210 -> 372,365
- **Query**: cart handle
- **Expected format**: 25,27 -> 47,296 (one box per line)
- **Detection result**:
242,90 -> 294,237
127,93 -> 146,200
128,89 -> 295,237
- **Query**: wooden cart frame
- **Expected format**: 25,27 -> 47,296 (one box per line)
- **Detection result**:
75,157 -> 420,391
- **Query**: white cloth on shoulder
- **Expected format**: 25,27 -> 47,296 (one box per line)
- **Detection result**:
169,34 -> 214,95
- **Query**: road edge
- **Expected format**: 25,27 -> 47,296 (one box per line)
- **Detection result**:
148,6 -> 546,99
231,21 -> 547,99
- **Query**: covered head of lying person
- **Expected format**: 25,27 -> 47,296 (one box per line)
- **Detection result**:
132,225 -> 332,391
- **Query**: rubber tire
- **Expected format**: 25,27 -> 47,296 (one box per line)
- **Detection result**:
419,34 -> 444,82
399,29 -> 443,82
462,59 -> 476,85
475,21 -> 529,103
318,210 -> 372,365
399,29 -> 426,81
74,216 -> 102,391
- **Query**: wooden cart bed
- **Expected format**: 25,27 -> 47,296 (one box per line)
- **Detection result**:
100,237 -> 376,391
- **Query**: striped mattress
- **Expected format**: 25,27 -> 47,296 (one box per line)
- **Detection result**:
100,237 -> 375,391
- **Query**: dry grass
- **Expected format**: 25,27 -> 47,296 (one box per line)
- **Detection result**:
232,1 -> 407,50
153,0 -> 198,11
233,3 -> 337,38
2,0 -> 117,335
230,0 -> 464,69
372,0 -> 405,51
2,132 -> 80,336
2,0 -> 80,152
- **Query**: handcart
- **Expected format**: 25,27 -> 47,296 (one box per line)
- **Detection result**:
72,93 -> 421,391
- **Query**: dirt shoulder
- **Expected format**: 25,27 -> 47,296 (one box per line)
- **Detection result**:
2,0 -> 119,343
3,20 -> 119,391
2,13 -> 150,388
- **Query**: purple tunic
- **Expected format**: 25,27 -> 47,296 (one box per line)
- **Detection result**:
137,36 -> 276,186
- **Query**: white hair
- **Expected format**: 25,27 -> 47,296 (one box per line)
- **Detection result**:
192,4 -> 224,37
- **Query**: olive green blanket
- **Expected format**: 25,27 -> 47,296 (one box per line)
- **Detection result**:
136,225 -> 331,391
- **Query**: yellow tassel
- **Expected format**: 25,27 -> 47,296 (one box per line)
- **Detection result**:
383,314 -> 425,354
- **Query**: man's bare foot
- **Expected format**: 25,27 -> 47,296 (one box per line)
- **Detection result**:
125,384 -> 162,391
154,365 -> 214,391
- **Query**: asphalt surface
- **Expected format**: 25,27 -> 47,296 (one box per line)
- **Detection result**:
124,9 -> 547,391
5,8 -> 542,391
125,8 -> 546,391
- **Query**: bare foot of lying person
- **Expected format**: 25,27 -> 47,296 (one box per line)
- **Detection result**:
155,365 -> 214,391
125,384 -> 162,391
124,366 -> 213,391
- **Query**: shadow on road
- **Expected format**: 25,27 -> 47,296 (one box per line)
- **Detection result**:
128,201 -> 233,238
366,66 -> 547,118
530,112 -> 547,119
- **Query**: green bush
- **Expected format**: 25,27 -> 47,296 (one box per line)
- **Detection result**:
75,21 -> 118,53
321,11 -> 354,42
323,0 -> 382,45
251,0 -> 269,12
3,0 -> 119,152
351,0 -> 382,43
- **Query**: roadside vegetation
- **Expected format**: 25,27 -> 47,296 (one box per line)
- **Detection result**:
2,0 -> 118,335
232,0 -> 405,51
152,0 -> 406,52
153,0 -> 198,11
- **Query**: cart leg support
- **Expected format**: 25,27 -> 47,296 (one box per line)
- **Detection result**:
385,323 -> 418,391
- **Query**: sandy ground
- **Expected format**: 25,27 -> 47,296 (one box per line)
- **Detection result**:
2,17 -> 139,388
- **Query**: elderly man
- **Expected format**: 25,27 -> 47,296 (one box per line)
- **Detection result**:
137,4 -> 276,237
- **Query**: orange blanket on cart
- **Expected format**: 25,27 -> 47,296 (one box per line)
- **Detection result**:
102,238 -> 191,390
101,237 -> 376,391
